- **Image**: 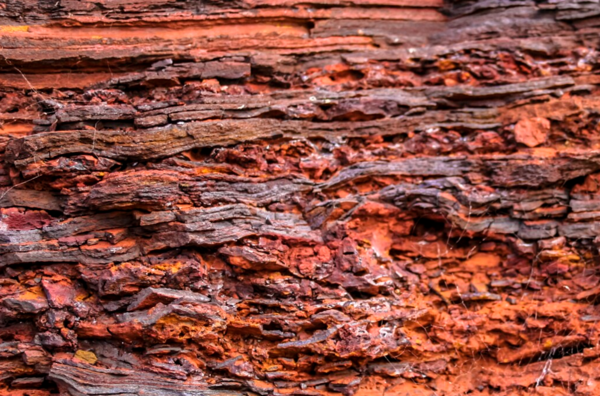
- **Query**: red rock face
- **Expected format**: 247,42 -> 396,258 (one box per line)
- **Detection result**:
1,1 -> 600,395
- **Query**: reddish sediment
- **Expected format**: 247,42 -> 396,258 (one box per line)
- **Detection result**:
1,1 -> 600,395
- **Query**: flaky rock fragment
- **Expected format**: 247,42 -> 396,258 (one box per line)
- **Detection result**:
514,117 -> 551,147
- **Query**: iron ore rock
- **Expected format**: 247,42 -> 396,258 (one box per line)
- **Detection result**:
2,1 -> 600,395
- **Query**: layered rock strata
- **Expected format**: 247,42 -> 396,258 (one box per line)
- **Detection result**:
2,0 -> 600,395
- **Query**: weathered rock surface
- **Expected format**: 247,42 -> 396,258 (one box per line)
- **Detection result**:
2,0 -> 600,395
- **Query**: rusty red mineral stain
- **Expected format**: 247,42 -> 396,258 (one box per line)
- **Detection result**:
1,1 -> 600,396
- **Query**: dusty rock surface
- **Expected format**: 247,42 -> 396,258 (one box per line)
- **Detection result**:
2,0 -> 600,395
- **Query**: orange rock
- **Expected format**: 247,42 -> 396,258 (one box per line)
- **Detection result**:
514,117 -> 551,147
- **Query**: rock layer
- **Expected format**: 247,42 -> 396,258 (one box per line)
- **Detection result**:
2,1 -> 600,395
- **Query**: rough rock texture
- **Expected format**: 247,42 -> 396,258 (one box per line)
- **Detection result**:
2,0 -> 600,395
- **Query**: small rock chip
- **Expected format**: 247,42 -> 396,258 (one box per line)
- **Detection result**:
11,377 -> 45,388
75,349 -> 98,365
514,117 -> 550,147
